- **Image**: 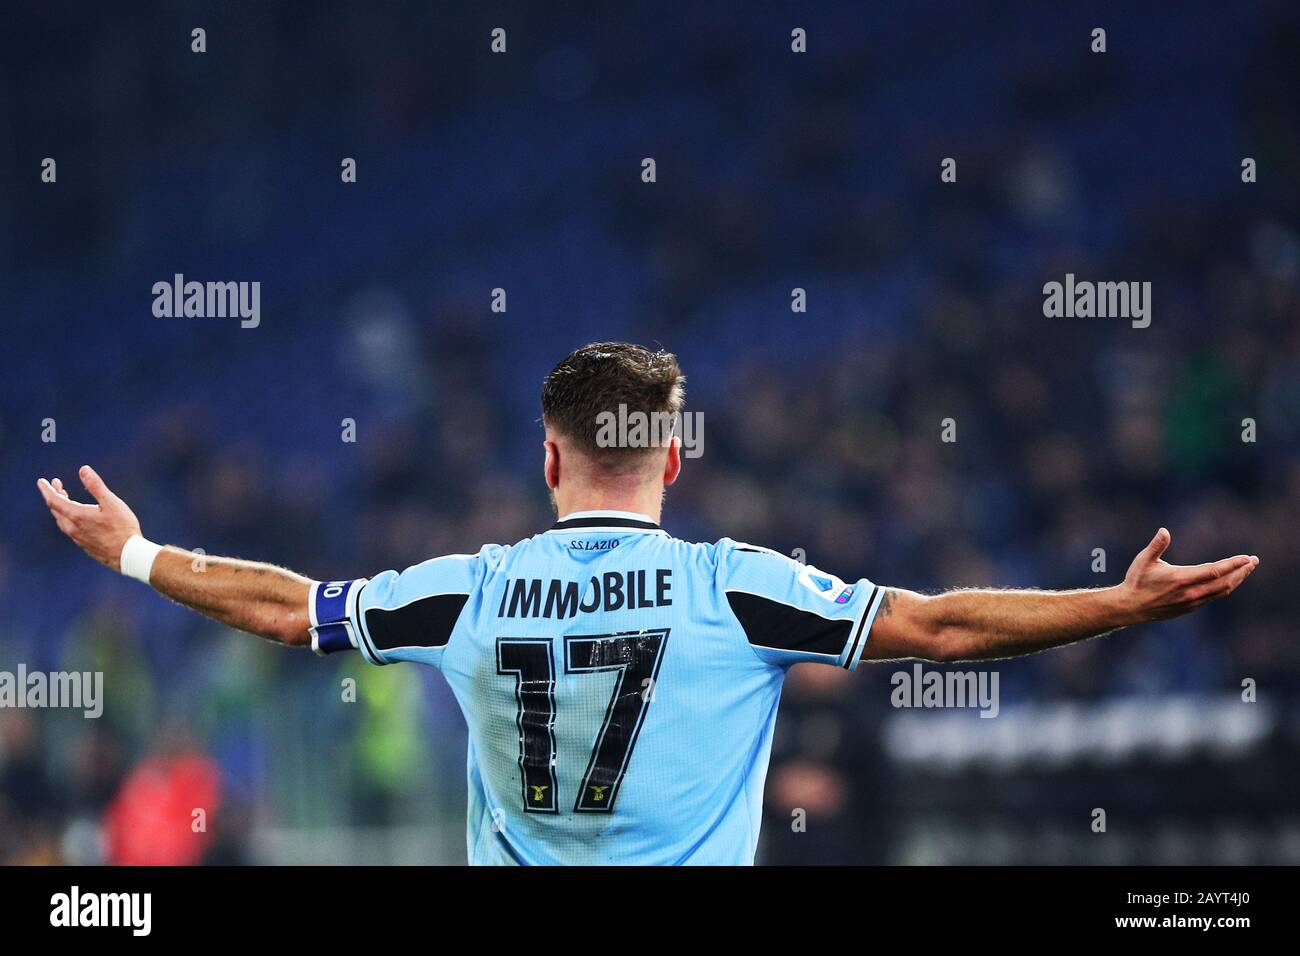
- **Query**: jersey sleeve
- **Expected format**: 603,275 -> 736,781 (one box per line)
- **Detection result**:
716,539 -> 885,672
308,551 -> 483,668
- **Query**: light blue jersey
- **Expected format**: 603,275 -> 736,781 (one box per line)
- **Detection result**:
308,510 -> 885,865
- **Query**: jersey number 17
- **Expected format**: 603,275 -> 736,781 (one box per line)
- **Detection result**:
496,629 -> 670,815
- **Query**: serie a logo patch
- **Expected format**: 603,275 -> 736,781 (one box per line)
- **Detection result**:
796,564 -> 856,605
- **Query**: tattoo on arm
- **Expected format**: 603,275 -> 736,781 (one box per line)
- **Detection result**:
877,588 -> 896,618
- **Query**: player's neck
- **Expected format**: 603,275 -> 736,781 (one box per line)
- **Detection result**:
554,488 -> 663,525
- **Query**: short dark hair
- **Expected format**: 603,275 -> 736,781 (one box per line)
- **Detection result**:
541,342 -> 685,471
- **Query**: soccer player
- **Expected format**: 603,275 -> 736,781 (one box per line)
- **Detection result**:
37,343 -> 1259,865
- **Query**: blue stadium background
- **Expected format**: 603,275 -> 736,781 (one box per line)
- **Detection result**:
2,1 -> 1298,863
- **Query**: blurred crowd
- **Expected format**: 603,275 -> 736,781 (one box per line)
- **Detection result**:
2,2 -> 1298,863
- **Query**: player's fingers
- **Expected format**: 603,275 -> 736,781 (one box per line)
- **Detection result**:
51,476 -> 70,498
1223,560 -> 1257,593
1137,528 -> 1171,565
1203,566 -> 1253,601
1185,555 -> 1254,583
79,465 -> 118,506
1192,559 -> 1257,601
38,479 -> 95,518
38,478 -> 73,515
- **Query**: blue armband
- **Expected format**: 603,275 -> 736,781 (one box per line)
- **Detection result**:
309,579 -> 366,656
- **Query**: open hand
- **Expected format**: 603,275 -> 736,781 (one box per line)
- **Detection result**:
1122,528 -> 1258,623
37,466 -> 141,572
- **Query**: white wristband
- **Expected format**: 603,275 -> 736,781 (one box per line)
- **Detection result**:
120,534 -> 163,584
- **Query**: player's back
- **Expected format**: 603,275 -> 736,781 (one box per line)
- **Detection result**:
335,510 -> 884,865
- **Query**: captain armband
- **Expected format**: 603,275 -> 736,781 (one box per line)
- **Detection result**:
308,579 -> 367,656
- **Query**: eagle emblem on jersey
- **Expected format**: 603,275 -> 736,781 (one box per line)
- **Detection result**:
589,785 -> 609,802
530,785 -> 549,802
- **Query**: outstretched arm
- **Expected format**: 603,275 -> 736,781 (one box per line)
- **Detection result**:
863,529 -> 1259,663
38,466 -> 314,646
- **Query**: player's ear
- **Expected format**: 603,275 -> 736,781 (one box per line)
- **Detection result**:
543,440 -> 561,490
663,436 -> 682,487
